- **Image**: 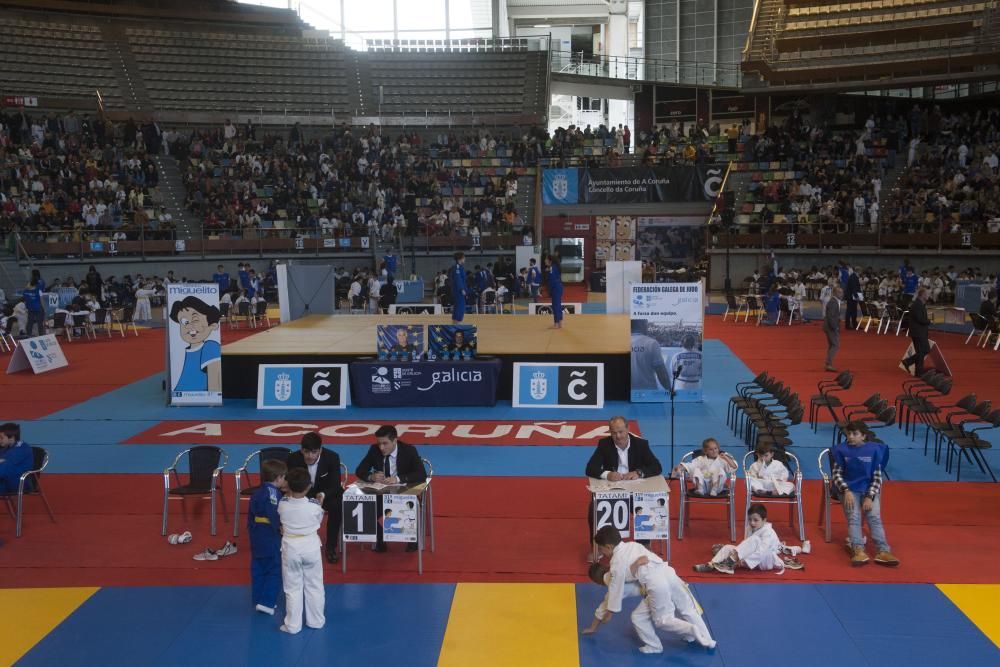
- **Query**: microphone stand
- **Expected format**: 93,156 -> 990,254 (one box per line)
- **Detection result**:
669,363 -> 682,468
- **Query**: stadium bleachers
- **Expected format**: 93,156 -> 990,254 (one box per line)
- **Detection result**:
743,0 -> 996,86
367,51 -> 547,115
125,27 -> 353,115
0,15 -> 124,108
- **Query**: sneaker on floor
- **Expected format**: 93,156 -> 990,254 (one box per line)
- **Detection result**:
711,561 -> 735,575
216,541 -> 238,557
255,604 -> 275,616
693,563 -> 714,573
782,557 -> 805,570
873,551 -> 900,567
850,545 -> 870,567
638,645 -> 663,654
192,548 -> 218,561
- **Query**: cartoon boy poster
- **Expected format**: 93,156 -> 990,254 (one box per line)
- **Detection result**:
167,285 -> 223,405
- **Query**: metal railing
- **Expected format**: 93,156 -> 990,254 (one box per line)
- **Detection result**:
708,224 -> 1000,253
551,50 -> 742,88
14,227 -> 519,261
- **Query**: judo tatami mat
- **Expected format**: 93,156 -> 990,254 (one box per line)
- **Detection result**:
9,583 -> 999,666
4,475 -> 1000,588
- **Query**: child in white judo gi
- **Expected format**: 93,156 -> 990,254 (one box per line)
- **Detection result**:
747,442 -> 794,496
277,468 -> 326,634
584,526 -> 716,654
672,437 -> 737,496
693,504 -> 800,574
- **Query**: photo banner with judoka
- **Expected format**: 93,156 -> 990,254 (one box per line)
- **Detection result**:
382,494 -> 418,543
629,282 -> 703,403
167,283 -> 223,406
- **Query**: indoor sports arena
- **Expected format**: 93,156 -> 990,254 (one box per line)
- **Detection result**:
1,0 -> 999,664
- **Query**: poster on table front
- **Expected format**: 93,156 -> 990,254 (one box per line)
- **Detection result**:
632,491 -> 669,541
629,282 -> 703,403
382,494 -> 418,543
167,283 -> 223,406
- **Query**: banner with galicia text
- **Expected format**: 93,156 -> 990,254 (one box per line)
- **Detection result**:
542,166 -> 723,205
167,283 -> 223,406
629,282 -> 703,403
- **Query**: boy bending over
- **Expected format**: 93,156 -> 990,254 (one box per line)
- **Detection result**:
584,526 -> 716,654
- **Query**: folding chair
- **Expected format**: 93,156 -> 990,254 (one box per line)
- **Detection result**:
52,312 -> 72,342
219,301 -> 231,328
925,394 -> 982,462
966,313 -> 991,346
162,446 -> 229,536
1,446 -> 56,537
232,447 -> 291,537
254,300 -> 271,327
944,408 -> 1000,482
91,308 -> 113,338
809,370 -> 853,432
233,301 -> 253,328
742,448 -> 805,541
722,293 -> 743,322
676,450 -> 737,542
744,295 -> 764,325
115,305 -> 139,337
479,289 -> 498,314
0,317 -> 16,352
817,448 -> 841,542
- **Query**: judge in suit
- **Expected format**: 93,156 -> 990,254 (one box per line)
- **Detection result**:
286,432 -> 344,563
585,416 -> 663,536
355,424 -> 427,552
823,286 -> 843,372
903,287 -> 931,376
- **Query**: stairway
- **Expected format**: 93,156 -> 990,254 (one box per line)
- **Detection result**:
514,175 -> 536,234
742,0 -> 784,83
353,54 -> 373,116
154,155 -> 199,241
99,22 -> 152,113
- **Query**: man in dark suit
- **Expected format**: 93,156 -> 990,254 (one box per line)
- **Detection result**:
845,267 -> 862,331
355,424 -> 427,552
823,286 -> 843,372
903,287 -> 931,376
585,416 -> 663,538
286,432 -> 344,563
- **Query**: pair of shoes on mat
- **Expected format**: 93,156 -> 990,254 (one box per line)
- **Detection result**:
193,541 -> 238,561
167,531 -> 192,545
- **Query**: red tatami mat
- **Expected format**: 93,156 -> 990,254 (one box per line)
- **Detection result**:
705,316 -> 1000,421
2,475 -> 997,587
0,327 -> 261,420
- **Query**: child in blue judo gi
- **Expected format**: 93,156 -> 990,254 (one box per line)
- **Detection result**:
248,459 -> 288,615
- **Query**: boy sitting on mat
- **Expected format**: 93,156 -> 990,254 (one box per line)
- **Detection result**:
833,422 -> 899,567
583,526 -> 715,654
693,504 -> 802,574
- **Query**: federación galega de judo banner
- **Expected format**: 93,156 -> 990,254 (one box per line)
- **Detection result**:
542,165 -> 724,205
629,282 -> 704,403
167,283 -> 223,406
